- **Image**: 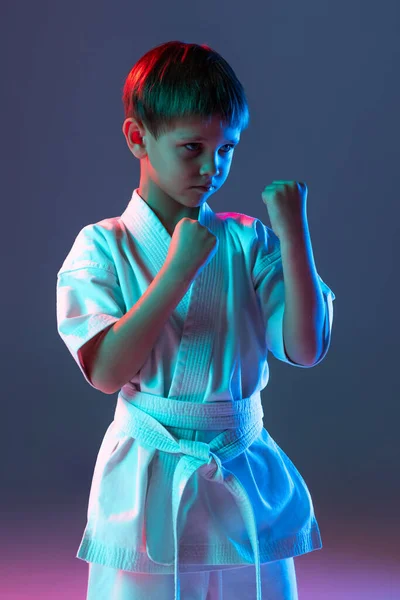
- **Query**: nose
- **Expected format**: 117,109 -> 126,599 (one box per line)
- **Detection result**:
200,155 -> 221,179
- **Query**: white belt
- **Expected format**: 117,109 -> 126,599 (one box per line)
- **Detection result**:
113,384 -> 265,600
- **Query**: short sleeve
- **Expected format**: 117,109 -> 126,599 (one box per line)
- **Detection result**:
56,225 -> 126,388
251,219 -> 336,368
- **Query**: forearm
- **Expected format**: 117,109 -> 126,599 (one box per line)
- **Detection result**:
92,263 -> 194,393
280,224 -> 326,366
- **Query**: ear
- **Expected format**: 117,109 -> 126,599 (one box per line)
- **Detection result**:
122,118 -> 148,159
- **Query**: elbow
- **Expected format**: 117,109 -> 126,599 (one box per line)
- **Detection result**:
90,369 -> 118,395
102,387 -> 118,395
84,354 -> 116,393
96,381 -> 118,395
103,382 -> 119,395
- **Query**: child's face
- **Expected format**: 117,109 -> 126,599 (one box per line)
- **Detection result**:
123,114 -> 241,209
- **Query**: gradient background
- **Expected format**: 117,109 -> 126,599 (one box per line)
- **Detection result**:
1,0 -> 399,598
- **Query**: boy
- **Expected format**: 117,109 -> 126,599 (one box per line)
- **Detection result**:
56,40 -> 335,600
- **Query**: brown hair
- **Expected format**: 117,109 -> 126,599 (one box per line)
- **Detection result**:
122,40 -> 250,140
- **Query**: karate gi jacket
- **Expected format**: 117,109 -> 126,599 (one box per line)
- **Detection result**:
56,188 -> 336,600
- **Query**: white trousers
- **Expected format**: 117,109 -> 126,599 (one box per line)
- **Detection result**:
86,558 -> 299,600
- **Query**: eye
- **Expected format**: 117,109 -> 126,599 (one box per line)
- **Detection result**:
184,143 -> 235,153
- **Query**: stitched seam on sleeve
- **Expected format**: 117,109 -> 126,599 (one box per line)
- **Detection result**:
253,248 -> 281,287
58,261 -> 117,277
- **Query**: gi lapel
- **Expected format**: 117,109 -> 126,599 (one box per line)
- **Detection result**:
120,189 -> 226,403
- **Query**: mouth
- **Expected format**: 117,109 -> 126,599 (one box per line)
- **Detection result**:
192,186 -> 215,192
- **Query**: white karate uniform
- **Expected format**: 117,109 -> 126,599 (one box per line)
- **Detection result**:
56,188 -> 335,600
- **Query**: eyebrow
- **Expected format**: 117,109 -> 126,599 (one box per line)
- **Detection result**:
177,135 -> 240,144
